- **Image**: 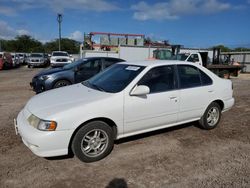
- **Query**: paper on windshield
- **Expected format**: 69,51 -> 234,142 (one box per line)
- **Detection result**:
125,66 -> 140,71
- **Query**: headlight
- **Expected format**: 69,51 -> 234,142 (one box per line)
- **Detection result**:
27,114 -> 57,131
37,120 -> 57,131
39,75 -> 50,81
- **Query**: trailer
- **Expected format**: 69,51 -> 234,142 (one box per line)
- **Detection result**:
153,47 -> 244,78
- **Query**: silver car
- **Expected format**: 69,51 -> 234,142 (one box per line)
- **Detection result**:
27,53 -> 49,68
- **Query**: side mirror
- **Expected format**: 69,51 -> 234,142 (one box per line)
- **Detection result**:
69,55 -> 72,57
74,66 -> 79,72
130,85 -> 150,96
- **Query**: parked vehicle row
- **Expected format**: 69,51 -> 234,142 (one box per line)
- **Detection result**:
15,60 -> 235,163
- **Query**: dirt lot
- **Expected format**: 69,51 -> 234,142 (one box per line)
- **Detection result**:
0,66 -> 250,188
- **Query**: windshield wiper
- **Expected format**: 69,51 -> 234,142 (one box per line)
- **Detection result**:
82,81 -> 106,92
91,83 -> 106,92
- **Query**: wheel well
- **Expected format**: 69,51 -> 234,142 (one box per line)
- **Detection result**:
213,100 -> 224,110
53,78 -> 72,87
68,117 -> 118,154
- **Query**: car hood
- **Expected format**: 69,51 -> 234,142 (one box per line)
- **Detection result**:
25,83 -> 112,118
34,67 -> 65,77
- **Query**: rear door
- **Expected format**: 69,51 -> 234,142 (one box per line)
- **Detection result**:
177,65 -> 214,122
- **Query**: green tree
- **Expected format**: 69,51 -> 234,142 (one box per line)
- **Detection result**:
44,38 -> 80,54
212,45 -> 231,52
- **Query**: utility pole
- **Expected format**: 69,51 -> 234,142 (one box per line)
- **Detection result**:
57,14 -> 63,51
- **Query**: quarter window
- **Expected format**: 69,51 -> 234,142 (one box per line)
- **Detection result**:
138,65 -> 175,93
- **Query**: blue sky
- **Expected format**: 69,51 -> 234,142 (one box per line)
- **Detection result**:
0,0 -> 250,48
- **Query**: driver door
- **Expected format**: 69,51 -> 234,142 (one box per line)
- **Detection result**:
124,65 -> 179,134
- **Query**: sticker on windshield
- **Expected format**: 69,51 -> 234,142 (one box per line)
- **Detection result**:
125,66 -> 140,71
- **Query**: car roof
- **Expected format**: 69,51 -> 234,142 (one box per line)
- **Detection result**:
52,51 -> 68,53
119,60 -> 198,67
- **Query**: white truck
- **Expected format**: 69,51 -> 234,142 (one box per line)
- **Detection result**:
50,51 -> 73,68
153,47 -> 243,78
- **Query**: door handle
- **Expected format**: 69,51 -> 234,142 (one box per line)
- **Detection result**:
208,90 -> 214,93
169,96 -> 177,99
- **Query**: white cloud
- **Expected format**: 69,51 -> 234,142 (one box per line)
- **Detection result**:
0,0 -> 119,16
0,20 -> 31,39
69,30 -> 84,41
131,0 -> 232,21
0,6 -> 16,16
17,29 -> 30,36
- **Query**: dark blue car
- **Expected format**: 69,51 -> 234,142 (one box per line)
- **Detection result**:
30,57 -> 125,93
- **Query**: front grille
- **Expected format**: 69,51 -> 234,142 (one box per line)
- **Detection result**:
56,59 -> 68,62
31,59 -> 39,62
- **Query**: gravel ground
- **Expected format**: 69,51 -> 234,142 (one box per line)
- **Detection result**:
0,66 -> 250,188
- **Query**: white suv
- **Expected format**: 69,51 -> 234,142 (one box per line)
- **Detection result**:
50,51 -> 72,67
15,60 -> 234,162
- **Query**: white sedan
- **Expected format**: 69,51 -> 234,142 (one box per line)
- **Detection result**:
15,61 -> 234,162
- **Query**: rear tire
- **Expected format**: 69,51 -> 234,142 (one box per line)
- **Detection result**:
71,121 -> 114,163
199,102 -> 221,130
53,80 -> 71,88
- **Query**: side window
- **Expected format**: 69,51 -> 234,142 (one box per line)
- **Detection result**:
103,59 -> 117,69
177,65 -> 201,89
138,65 -> 175,93
187,54 -> 199,62
79,60 -> 102,72
200,70 -> 213,85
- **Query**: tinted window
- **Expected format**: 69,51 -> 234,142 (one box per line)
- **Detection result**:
0,54 -> 2,58
177,65 -> 201,89
103,58 -> 121,68
85,64 -> 144,93
138,66 -> 175,93
30,54 -> 43,57
52,52 -> 68,56
200,70 -> 212,85
79,59 -> 101,72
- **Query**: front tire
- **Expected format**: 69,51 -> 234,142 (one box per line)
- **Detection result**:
53,80 -> 71,88
199,102 -> 221,130
72,121 -> 114,163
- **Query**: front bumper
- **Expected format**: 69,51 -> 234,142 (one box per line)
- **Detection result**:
51,62 -> 70,67
15,109 -> 74,157
30,78 -> 45,93
28,62 -> 46,67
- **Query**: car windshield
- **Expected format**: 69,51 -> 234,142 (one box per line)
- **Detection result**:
171,53 -> 189,61
63,59 -> 86,69
52,52 -> 68,56
30,54 -> 43,57
82,64 -> 145,93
